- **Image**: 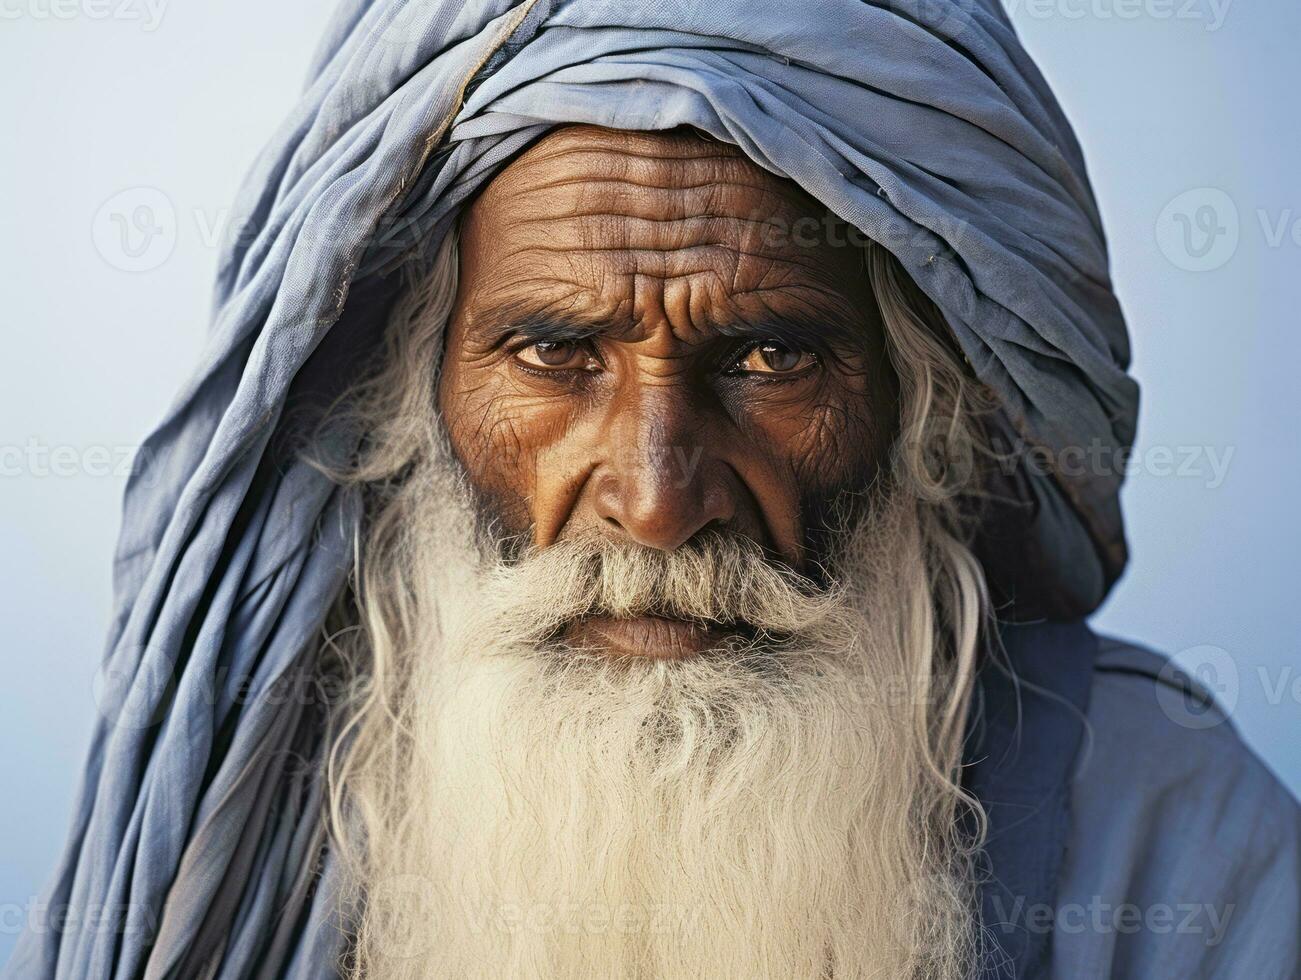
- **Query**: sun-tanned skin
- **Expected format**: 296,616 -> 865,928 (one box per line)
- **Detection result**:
438,125 -> 898,657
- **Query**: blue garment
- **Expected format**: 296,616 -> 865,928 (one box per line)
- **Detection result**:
14,1 -> 1292,977
1055,640 -> 1300,979
969,625 -> 1301,979
965,620 -> 1097,977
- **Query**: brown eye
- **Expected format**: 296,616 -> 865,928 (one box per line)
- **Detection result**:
514,341 -> 597,371
733,342 -> 816,375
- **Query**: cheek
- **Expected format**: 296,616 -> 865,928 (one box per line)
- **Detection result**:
734,376 -> 887,504
791,399 -> 881,492
438,356 -> 579,534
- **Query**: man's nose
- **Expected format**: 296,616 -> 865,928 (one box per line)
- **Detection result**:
589,393 -> 736,551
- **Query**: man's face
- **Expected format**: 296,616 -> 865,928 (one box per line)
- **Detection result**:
438,125 -> 896,655
348,129 -> 979,979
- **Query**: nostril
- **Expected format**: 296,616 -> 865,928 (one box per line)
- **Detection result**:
700,517 -> 730,537
603,515 -> 624,531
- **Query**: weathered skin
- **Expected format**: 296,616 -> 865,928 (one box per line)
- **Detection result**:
438,125 -> 897,655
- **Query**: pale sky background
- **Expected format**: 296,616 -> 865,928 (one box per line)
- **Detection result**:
1,0 -> 1297,959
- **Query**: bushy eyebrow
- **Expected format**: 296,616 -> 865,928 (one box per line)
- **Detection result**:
467,298 -> 871,355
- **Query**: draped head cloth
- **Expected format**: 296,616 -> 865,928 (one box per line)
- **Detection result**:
5,1 -> 1138,977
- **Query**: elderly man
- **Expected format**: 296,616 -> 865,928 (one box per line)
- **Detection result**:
8,2 -> 1298,979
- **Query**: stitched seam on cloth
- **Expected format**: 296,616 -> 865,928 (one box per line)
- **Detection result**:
315,0 -> 546,331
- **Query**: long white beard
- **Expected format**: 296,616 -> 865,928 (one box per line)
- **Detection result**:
332,448 -> 982,980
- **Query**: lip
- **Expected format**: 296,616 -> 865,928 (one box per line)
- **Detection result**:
562,614 -> 735,660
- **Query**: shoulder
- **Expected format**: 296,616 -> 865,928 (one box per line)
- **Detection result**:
1081,636 -> 1295,813
1050,635 -> 1301,979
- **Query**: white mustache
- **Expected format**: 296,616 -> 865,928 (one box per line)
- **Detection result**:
472,531 -> 847,644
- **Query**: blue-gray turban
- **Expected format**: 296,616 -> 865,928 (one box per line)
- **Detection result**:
6,1 -> 1137,976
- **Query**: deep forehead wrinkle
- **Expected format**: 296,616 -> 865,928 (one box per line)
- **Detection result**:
457,123 -> 881,349
469,181 -> 858,292
474,124 -> 814,213
518,123 -> 751,161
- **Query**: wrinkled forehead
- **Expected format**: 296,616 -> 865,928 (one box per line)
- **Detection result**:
470,123 -> 841,235
457,123 -> 878,333
478,124 -> 781,200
